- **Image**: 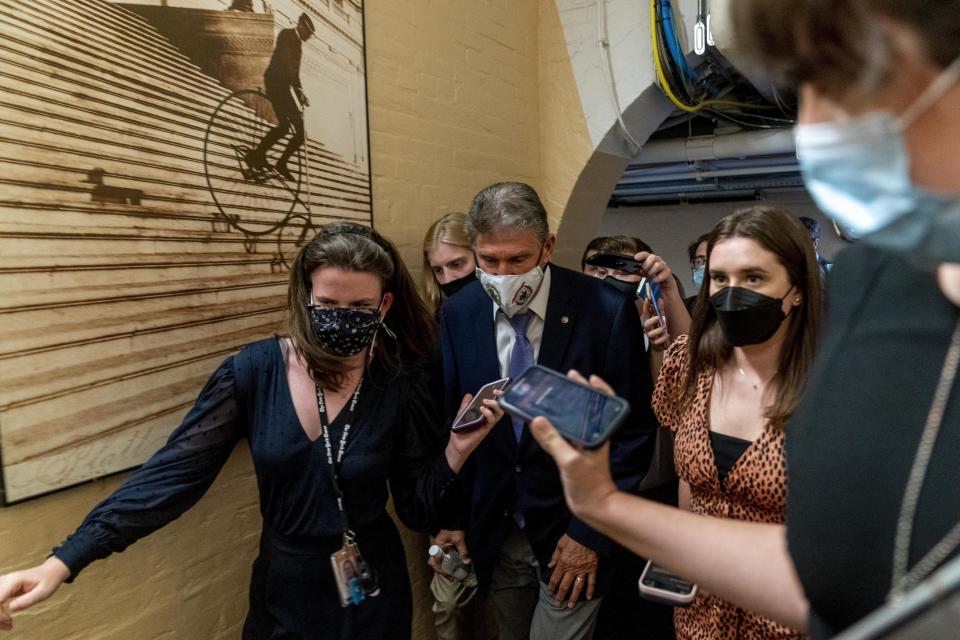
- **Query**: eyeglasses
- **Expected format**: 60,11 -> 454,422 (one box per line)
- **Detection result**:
691,256 -> 707,269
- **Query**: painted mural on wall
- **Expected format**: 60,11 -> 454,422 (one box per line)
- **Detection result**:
0,0 -> 371,503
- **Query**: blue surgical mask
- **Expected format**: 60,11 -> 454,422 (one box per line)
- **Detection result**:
692,265 -> 705,290
795,56 -> 960,254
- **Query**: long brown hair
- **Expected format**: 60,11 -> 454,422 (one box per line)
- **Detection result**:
287,222 -> 436,389
422,212 -> 472,313
682,205 -> 824,431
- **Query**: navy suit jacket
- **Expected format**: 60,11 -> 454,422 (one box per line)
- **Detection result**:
439,264 -> 656,593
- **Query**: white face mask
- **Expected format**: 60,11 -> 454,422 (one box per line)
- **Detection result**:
794,56 -> 960,242
476,262 -> 545,317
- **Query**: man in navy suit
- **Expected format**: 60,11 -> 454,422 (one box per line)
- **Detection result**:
433,182 -> 655,640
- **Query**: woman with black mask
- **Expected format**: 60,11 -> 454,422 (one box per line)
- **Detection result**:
422,212 -> 477,314
0,223 -> 503,639
649,205 -> 823,640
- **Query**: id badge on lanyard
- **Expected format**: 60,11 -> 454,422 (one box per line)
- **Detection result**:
316,380 -> 381,607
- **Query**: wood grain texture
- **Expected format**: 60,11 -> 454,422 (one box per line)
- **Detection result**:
0,0 -> 372,503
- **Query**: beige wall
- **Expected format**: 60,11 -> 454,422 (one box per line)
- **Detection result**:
0,2 -> 594,639
367,1 -> 592,634
536,0 -> 597,249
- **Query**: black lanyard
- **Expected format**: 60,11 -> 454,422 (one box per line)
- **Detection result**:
315,379 -> 363,539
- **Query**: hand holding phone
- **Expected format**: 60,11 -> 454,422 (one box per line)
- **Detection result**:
451,377 -> 511,432
639,278 -> 668,340
639,560 -> 697,606
498,365 -> 630,448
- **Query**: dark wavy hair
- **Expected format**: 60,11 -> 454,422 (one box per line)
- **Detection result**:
731,0 -> 960,97
682,205 -> 824,432
286,222 -> 435,390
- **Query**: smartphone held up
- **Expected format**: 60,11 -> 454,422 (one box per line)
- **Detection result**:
497,365 -> 630,448
639,277 -> 669,339
639,560 -> 697,606
451,376 -> 511,433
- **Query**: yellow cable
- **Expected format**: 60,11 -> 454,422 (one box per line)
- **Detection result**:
650,0 -> 775,113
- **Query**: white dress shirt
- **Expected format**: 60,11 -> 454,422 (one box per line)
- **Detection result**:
493,266 -> 551,378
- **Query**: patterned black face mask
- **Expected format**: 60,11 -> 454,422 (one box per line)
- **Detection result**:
308,302 -> 383,357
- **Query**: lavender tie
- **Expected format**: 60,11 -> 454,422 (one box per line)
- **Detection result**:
506,311 -> 535,442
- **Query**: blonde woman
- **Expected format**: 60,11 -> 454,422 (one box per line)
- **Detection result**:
422,213 -> 476,314
422,212 -> 497,640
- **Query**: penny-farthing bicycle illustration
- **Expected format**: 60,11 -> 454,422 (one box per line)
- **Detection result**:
203,88 -> 316,262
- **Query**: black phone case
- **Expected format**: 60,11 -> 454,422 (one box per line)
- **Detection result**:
584,252 -> 645,274
497,365 -> 630,449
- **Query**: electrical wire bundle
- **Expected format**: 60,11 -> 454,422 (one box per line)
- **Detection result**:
650,0 -> 795,129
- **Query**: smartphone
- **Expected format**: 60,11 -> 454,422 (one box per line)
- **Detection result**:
639,278 -> 668,337
451,376 -> 511,432
636,277 -> 661,303
497,365 -> 630,448
639,560 -> 697,606
585,252 -> 645,275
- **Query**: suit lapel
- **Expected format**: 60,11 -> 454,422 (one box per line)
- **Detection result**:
518,266 -> 577,451
464,288 -> 517,457
466,290 -> 501,383
537,265 -> 577,372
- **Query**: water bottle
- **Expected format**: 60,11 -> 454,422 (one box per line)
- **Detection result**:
429,544 -> 472,582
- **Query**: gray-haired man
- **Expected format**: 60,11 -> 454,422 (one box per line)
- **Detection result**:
433,182 -> 656,639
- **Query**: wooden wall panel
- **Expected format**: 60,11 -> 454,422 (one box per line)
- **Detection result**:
0,0 -> 372,502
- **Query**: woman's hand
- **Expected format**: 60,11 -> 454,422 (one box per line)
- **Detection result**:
528,371 -> 619,520
0,556 -> 70,631
636,251 -> 691,341
445,392 -> 504,473
642,299 -> 669,351
634,251 -> 674,290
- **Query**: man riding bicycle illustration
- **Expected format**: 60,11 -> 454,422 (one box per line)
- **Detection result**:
245,12 -> 315,181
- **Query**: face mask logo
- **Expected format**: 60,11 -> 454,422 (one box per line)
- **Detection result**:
794,55 -> 960,248
710,287 -> 790,347
308,301 -> 383,357
439,272 -> 476,298
513,283 -> 535,306
476,256 -> 546,318
483,282 -> 503,306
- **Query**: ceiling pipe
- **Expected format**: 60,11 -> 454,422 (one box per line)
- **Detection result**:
616,163 -> 799,186
613,177 -> 805,197
630,128 -> 796,166
611,187 -> 808,204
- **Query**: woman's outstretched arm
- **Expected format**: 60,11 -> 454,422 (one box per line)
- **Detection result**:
529,371 -> 810,631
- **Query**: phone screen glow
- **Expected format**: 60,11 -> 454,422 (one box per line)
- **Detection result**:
503,369 -> 626,445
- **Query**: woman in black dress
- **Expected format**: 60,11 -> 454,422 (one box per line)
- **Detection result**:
0,223 -> 503,639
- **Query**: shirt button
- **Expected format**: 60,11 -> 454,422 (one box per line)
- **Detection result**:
515,465 -> 522,473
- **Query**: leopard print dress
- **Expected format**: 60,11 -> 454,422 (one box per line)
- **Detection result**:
651,335 -> 806,640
